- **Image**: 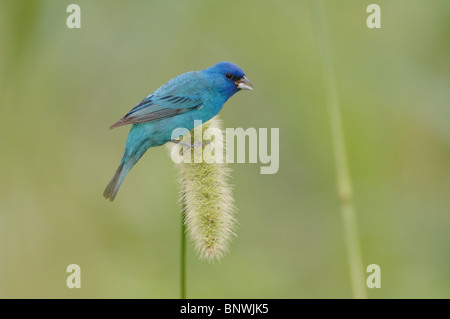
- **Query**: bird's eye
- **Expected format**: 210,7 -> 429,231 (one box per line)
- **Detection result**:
225,73 -> 233,80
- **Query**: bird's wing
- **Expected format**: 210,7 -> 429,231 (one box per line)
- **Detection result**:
109,72 -> 210,129
109,94 -> 203,129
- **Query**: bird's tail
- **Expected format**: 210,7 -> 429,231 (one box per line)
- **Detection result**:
104,128 -> 153,201
103,162 -> 128,201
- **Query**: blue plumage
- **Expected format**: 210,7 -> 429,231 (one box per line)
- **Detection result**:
104,62 -> 253,201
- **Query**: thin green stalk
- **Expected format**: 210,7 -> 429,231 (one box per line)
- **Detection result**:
180,201 -> 187,299
312,0 -> 367,299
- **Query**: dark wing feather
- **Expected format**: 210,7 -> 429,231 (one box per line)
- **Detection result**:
109,94 -> 203,129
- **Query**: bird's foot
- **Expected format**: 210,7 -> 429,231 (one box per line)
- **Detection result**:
171,140 -> 211,156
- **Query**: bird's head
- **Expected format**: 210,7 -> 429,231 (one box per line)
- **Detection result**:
201,62 -> 253,98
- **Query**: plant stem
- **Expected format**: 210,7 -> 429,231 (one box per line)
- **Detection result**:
180,204 -> 186,299
312,0 -> 367,299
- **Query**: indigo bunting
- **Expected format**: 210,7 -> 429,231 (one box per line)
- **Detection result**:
104,62 -> 253,201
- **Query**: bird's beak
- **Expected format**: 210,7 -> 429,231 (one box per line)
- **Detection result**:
235,76 -> 254,91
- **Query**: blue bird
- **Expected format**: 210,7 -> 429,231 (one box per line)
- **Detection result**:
104,62 -> 253,201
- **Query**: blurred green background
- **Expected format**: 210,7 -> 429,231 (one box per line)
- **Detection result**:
0,0 -> 449,298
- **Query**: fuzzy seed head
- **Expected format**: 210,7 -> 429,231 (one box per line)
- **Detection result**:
168,117 -> 237,261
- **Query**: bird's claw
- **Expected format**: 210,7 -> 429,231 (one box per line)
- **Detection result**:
171,140 -> 211,156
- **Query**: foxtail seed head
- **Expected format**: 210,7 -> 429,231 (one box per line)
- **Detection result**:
168,117 -> 236,261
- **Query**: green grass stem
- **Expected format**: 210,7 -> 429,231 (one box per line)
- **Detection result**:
312,0 -> 367,299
